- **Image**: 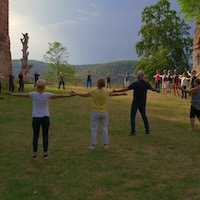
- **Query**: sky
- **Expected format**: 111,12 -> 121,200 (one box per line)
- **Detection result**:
9,0 -> 195,65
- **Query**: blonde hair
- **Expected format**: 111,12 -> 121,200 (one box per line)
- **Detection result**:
97,79 -> 105,88
36,79 -> 46,90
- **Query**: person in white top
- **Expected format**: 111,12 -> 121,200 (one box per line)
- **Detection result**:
180,72 -> 190,99
6,79 -> 75,160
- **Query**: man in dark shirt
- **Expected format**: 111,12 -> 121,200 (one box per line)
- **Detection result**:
113,71 -> 159,135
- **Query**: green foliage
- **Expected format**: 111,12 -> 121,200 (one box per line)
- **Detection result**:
43,41 -> 75,82
177,0 -> 200,22
135,0 -> 193,80
12,60 -> 136,85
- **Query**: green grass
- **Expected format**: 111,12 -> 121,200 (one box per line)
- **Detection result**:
0,85 -> 200,200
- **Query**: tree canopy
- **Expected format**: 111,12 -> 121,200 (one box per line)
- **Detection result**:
177,0 -> 200,22
135,0 -> 192,80
43,41 -> 75,83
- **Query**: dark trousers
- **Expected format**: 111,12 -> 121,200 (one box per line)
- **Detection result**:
130,103 -> 149,133
58,81 -> 65,89
18,80 -> 24,91
9,82 -> 14,92
181,86 -> 187,98
87,80 -> 92,88
32,117 -> 50,153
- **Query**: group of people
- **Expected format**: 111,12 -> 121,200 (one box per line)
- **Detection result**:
1,68 -> 200,159
154,69 -> 200,98
1,70 -> 160,159
85,71 -> 132,89
6,71 -> 40,93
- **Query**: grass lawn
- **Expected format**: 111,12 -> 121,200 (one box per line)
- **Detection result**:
0,84 -> 200,200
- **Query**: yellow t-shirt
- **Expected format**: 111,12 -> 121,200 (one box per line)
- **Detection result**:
90,89 -> 109,112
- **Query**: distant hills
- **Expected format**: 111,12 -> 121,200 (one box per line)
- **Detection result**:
12,59 -> 136,85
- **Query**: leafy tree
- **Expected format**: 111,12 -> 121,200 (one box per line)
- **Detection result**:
177,0 -> 200,22
43,41 -> 75,83
135,0 -> 193,80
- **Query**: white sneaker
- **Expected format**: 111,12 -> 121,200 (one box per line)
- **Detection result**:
103,145 -> 108,149
89,145 -> 95,150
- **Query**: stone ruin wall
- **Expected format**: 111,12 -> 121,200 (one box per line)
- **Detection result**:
193,21 -> 200,72
0,0 -> 11,76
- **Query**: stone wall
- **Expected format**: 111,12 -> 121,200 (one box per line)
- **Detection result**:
0,0 -> 12,76
193,21 -> 200,72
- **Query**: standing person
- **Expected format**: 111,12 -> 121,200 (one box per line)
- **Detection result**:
58,72 -> 65,90
34,71 -> 40,88
180,72 -> 189,99
85,71 -> 95,88
18,71 -> 24,91
172,69 -> 180,96
71,79 -> 126,150
162,69 -> 168,94
113,71 -> 160,135
167,70 -> 172,92
6,79 -> 75,160
179,79 -> 200,131
8,72 -> 15,92
106,73 -> 112,89
153,70 -> 161,91
187,69 -> 200,88
124,72 -> 130,87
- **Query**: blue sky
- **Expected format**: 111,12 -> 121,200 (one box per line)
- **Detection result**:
9,0 -> 194,65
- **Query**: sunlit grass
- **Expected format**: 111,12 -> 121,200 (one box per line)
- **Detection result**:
0,84 -> 200,200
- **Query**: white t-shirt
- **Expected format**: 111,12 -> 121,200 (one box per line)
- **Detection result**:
29,92 -> 53,117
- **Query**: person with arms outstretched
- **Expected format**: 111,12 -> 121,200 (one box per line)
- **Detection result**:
113,71 -> 160,136
6,79 -> 75,160
71,79 -> 127,150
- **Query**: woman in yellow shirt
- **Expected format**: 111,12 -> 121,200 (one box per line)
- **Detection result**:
72,79 -> 126,150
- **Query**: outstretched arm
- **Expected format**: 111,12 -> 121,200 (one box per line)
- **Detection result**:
51,93 -> 75,99
5,90 -> 30,98
151,87 -> 160,93
178,86 -> 198,94
71,91 -> 91,97
113,87 -> 128,93
109,92 -> 127,97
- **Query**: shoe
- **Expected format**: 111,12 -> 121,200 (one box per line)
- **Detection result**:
128,132 -> 136,136
33,155 -> 37,160
44,154 -> 48,159
103,144 -> 108,149
145,131 -> 150,134
89,145 -> 95,150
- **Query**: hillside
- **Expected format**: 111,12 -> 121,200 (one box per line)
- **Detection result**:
12,60 -> 136,85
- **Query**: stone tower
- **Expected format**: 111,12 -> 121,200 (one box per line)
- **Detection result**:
0,0 -> 12,76
193,21 -> 200,71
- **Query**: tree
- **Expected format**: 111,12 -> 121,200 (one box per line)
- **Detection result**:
135,0 -> 193,80
43,41 -> 75,83
177,0 -> 200,22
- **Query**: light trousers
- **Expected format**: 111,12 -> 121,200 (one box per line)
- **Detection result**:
90,110 -> 108,145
